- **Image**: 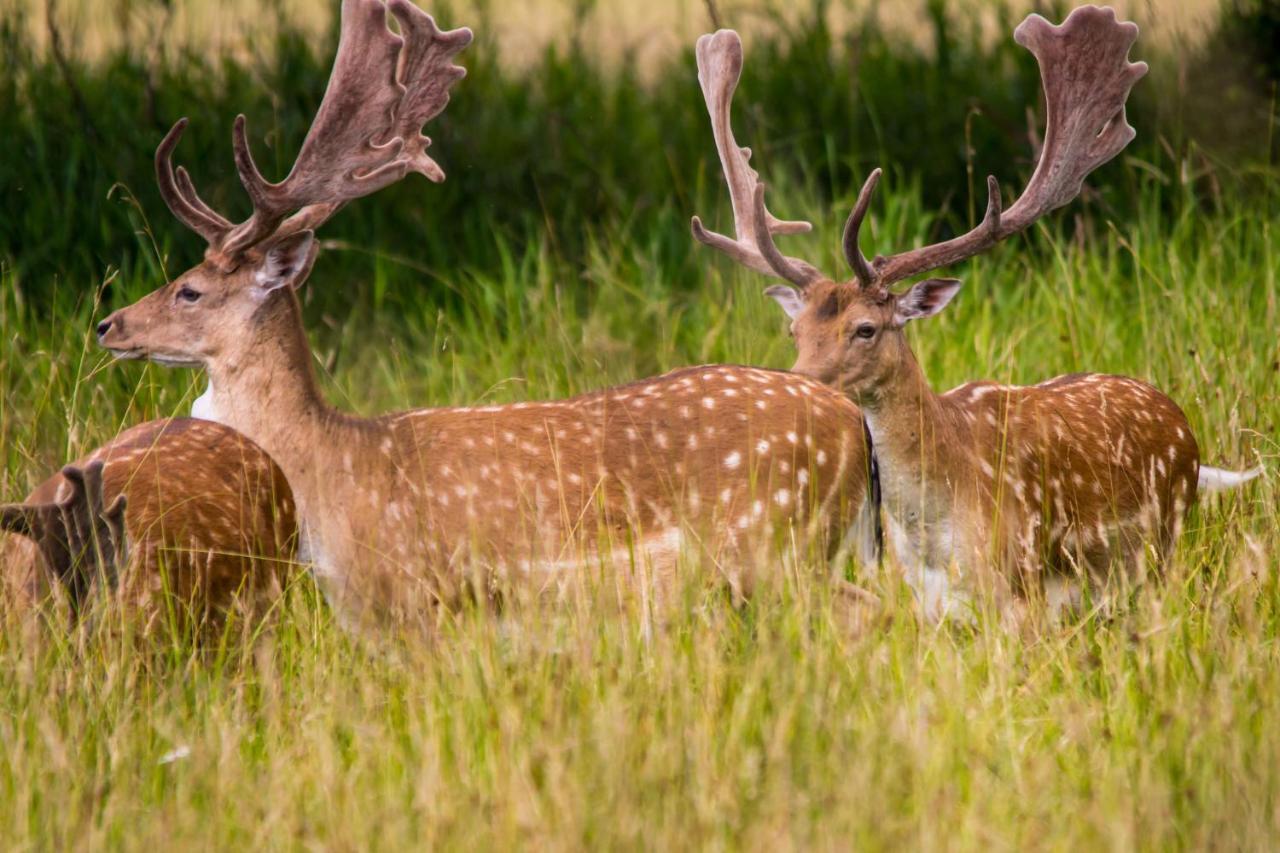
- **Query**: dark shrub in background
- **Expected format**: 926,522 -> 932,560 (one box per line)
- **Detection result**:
1,0 -> 1275,313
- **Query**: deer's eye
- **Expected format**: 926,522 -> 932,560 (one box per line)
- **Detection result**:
853,323 -> 876,340
177,286 -> 202,304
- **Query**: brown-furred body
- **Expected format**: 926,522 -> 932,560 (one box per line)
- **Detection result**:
1,419 -> 296,629
182,287 -> 870,625
857,358 -> 1200,616
783,276 -> 1207,617
946,374 -> 1199,572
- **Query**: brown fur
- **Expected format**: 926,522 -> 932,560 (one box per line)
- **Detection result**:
1,419 -> 296,630
942,375 -> 1199,574
788,279 -> 1200,614
101,0 -> 871,630
98,266 -> 871,629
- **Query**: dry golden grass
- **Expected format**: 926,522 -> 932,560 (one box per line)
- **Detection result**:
17,0 -> 1223,72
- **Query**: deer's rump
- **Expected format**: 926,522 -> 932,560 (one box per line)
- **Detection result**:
376,365 -> 870,587
954,373 -> 1200,573
1,418 -> 297,622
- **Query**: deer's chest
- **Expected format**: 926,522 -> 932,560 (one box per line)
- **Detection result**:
884,511 -> 973,622
190,381 -> 226,425
883,501 -> 959,568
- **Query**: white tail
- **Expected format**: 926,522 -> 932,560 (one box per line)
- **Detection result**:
1198,464 -> 1263,493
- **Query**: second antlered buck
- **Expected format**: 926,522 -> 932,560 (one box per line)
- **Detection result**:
691,7 -> 1262,620
95,0 -> 875,630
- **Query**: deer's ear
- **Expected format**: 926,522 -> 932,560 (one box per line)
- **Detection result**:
764,285 -> 806,319
255,231 -> 318,297
0,504 -> 35,537
894,278 -> 962,324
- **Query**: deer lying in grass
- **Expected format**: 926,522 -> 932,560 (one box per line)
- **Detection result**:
1,419 -> 296,630
95,0 -> 874,629
691,10 -> 1261,620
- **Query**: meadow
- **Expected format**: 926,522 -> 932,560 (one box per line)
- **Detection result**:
1,0 -> 1278,847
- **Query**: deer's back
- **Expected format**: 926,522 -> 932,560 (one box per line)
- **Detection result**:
379,365 -> 869,570
3,418 -> 297,619
948,373 -> 1199,567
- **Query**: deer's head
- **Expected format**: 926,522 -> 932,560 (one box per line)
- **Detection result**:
774,278 -> 961,404
98,230 -> 318,368
97,0 -> 472,370
690,9 -> 1146,403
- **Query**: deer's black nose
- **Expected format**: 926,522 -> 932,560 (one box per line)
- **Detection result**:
96,318 -> 114,340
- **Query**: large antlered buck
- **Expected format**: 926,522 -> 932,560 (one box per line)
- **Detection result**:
691,8 -> 1262,620
95,0 -> 875,629
1,419 -> 296,630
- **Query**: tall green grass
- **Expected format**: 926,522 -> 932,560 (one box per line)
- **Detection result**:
1,0 -> 1278,847
2,168 -> 1276,848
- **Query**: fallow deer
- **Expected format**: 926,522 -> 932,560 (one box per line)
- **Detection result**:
690,10 -> 1262,620
94,0 -> 875,630
1,418 -> 296,630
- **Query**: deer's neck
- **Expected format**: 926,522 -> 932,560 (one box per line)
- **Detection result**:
203,292 -> 369,530
206,292 -> 329,430
860,348 -> 953,479
203,292 -> 411,622
859,345 -> 974,568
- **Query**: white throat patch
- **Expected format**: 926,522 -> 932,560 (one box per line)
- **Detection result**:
190,380 -> 226,425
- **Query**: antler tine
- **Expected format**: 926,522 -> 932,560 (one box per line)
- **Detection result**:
221,114 -> 311,255
271,202 -> 349,243
865,5 -> 1145,288
155,119 -> 234,245
387,0 -> 473,182
841,168 -> 881,287
749,183 -> 820,287
689,29 -> 822,290
174,166 -> 233,230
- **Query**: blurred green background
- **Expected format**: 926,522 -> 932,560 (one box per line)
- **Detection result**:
3,0 -> 1276,308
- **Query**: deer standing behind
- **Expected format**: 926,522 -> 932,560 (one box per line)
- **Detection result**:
1,419 -> 296,632
95,0 -> 875,631
690,9 -> 1262,621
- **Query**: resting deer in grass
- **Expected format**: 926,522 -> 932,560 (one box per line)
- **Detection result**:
691,10 -> 1262,620
1,419 -> 296,630
94,0 -> 874,629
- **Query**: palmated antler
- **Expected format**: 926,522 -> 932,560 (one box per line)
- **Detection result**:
156,0 -> 473,269
843,5 -> 1147,289
0,461 -> 128,614
689,29 -> 823,290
